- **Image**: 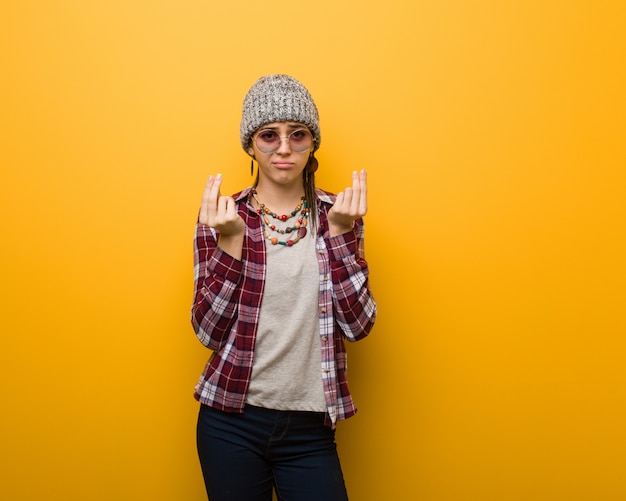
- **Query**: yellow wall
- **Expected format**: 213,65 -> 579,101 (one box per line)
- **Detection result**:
1,1 -> 624,499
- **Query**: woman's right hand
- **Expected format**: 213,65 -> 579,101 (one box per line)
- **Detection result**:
199,174 -> 245,260
199,174 -> 245,236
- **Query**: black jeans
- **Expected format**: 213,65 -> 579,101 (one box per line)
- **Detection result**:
197,404 -> 349,501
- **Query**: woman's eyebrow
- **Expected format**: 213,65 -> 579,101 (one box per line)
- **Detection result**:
259,122 -> 307,131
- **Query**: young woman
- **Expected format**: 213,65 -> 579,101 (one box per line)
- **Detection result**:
191,74 -> 377,501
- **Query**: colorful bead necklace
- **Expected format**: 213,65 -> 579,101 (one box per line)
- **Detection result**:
251,190 -> 310,247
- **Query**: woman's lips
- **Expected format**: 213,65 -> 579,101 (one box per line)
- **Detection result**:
272,162 -> 294,169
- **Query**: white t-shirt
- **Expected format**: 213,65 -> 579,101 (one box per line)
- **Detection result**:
246,229 -> 326,412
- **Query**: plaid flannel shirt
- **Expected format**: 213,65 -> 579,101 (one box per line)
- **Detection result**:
191,187 -> 377,427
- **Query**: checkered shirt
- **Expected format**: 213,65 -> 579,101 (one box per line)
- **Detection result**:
191,187 -> 377,427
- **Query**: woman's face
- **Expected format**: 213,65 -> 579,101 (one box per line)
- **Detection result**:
248,121 -> 314,188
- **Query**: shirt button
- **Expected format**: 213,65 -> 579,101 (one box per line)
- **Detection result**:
322,336 -> 328,342
321,307 -> 327,314
324,369 -> 330,373
323,274 -> 329,280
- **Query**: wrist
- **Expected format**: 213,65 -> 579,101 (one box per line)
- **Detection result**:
217,232 -> 244,260
328,222 -> 354,237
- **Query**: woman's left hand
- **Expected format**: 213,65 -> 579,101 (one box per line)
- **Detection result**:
328,170 -> 368,236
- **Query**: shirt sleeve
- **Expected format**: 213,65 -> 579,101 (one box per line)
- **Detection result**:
325,218 -> 377,342
191,221 -> 243,350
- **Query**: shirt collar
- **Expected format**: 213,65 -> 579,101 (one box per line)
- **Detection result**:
234,186 -> 254,204
234,186 -> 335,207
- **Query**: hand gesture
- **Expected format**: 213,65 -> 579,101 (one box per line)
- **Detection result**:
328,170 -> 368,236
199,174 -> 245,238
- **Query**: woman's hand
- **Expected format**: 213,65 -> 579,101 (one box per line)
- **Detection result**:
199,174 -> 245,259
328,170 -> 368,236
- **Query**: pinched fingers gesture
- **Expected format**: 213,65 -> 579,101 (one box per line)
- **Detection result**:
199,174 -> 245,237
328,170 -> 368,236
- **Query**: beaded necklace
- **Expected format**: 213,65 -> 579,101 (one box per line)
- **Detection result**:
251,189 -> 310,247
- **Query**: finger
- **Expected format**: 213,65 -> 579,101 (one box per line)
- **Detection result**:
201,176 -> 214,205
342,187 -> 354,213
350,170 -> 360,214
216,195 -> 228,222
334,191 -> 344,211
358,170 -> 368,215
207,173 -> 224,221
209,173 -> 223,203
200,175 -> 217,224
222,196 -> 234,216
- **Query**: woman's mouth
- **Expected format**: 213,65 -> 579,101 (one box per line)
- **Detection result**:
272,162 -> 294,169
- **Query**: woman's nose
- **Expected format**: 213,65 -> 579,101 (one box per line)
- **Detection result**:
275,136 -> 292,154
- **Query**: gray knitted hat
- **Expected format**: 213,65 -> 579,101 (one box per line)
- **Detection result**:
240,74 -> 321,152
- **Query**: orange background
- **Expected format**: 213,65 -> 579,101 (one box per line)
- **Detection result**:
1,1 -> 625,499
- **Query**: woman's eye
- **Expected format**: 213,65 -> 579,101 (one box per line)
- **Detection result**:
291,130 -> 307,140
259,131 -> 278,142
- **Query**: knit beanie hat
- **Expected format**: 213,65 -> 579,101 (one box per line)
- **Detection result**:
240,74 -> 321,152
